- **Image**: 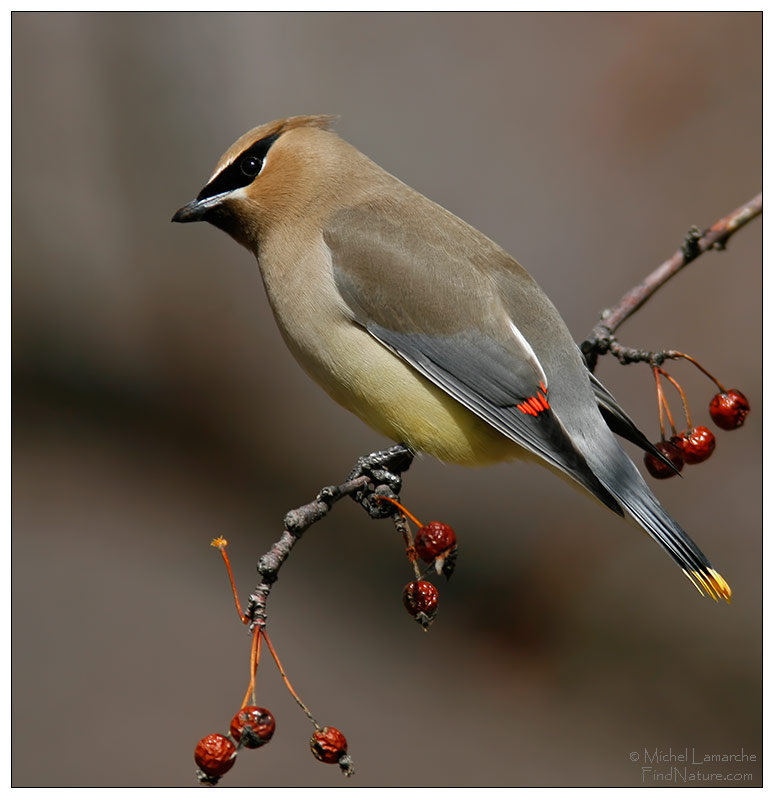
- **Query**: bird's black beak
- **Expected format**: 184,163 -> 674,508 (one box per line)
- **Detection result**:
171,199 -> 207,224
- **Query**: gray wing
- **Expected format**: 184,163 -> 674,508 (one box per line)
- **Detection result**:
324,204 -> 623,514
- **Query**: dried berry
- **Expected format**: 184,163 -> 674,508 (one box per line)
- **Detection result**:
194,733 -> 237,779
230,706 -> 275,749
673,426 -> 716,464
415,521 -> 456,561
415,521 -> 458,577
310,726 -> 348,764
644,440 -> 684,479
709,389 -> 750,430
403,580 -> 439,629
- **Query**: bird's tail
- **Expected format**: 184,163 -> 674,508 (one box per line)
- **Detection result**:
595,446 -> 731,602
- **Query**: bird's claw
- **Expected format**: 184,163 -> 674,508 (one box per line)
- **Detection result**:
347,444 -> 414,518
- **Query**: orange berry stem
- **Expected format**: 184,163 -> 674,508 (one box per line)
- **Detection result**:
652,368 -> 678,438
658,367 -> 693,429
391,511 -> 423,581
671,351 -> 727,393
653,367 -> 666,440
262,629 -> 319,729
241,625 -> 262,709
211,538 -> 248,625
377,495 -> 424,528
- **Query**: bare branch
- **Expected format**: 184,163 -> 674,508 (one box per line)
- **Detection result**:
245,445 -> 414,630
581,192 -> 762,371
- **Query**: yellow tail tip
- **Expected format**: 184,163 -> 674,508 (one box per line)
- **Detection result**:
684,568 -> 732,602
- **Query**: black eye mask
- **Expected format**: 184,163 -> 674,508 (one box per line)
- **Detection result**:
196,133 -> 281,201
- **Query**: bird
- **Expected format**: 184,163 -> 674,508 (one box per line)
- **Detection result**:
173,114 -> 730,602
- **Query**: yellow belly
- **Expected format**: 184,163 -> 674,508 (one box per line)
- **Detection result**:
296,321 -> 525,467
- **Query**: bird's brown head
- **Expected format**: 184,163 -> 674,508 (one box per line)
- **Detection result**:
172,115 -> 341,248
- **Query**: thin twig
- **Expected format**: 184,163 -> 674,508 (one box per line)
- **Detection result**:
244,475 -> 369,630
244,445 -> 414,631
581,192 -> 761,370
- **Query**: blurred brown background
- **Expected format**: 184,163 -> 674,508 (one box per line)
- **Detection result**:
12,12 -> 761,787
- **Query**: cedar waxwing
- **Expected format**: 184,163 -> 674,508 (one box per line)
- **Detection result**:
173,115 -> 730,601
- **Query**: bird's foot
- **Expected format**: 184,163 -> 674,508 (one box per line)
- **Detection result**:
347,444 -> 415,518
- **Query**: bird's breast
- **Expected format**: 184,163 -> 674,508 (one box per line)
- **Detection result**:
255,234 -> 524,466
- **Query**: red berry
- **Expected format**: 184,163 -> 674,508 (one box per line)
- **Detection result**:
230,706 -> 275,749
644,440 -> 684,479
673,426 -> 716,464
402,580 -> 439,629
709,389 -> 750,430
415,521 -> 456,562
194,733 -> 237,778
310,726 -> 348,764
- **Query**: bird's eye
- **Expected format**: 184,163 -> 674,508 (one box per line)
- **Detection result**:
240,155 -> 262,177
196,132 -> 280,202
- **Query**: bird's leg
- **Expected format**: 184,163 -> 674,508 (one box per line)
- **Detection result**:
346,444 -> 415,518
